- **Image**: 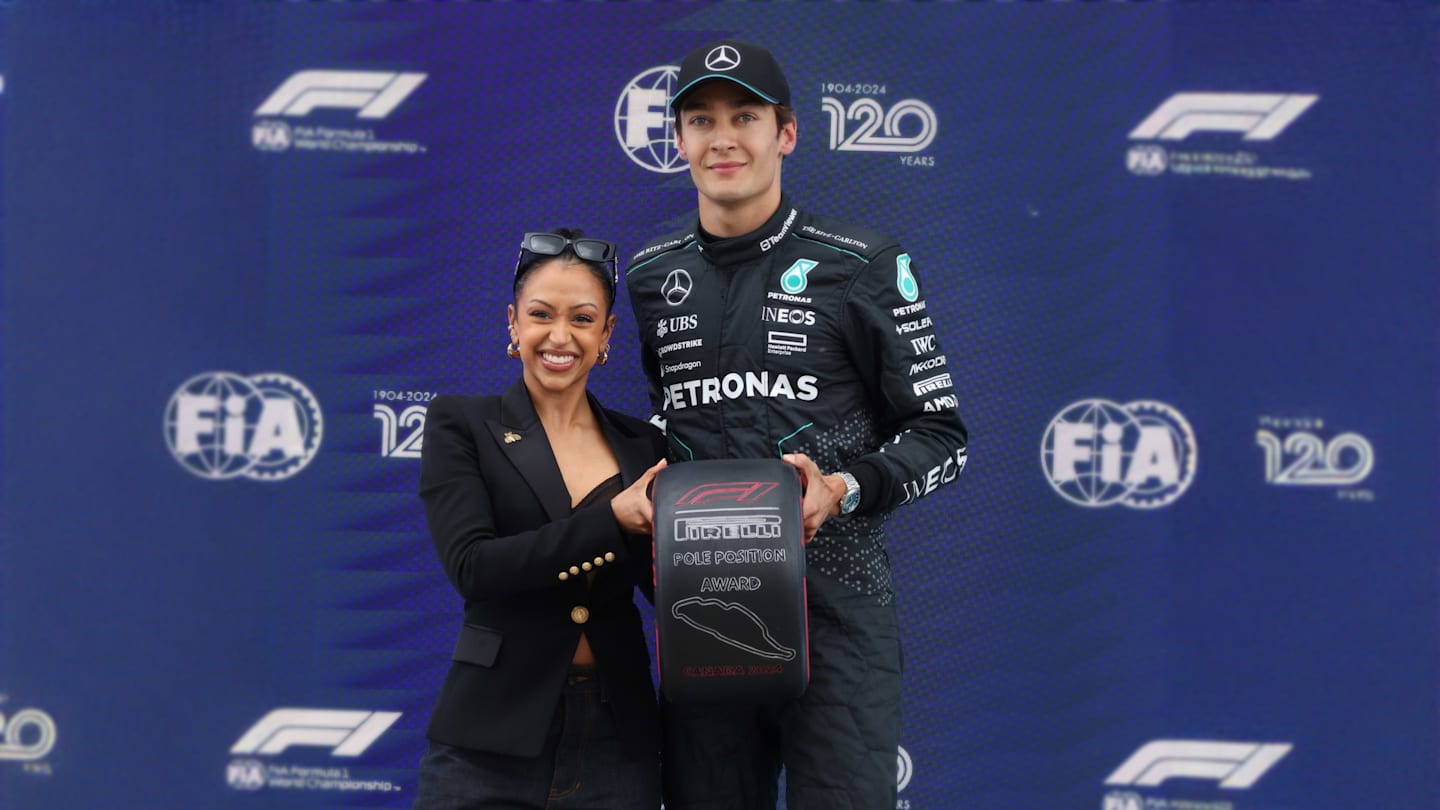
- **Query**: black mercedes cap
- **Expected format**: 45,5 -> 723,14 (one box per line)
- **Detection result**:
669,39 -> 791,111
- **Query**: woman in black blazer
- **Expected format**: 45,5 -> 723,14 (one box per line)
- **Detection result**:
413,230 -> 666,809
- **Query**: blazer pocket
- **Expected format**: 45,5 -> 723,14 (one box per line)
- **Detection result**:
452,623 -> 502,667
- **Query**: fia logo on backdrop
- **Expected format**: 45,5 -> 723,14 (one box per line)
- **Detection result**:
164,371 -> 322,481
615,65 -> 686,173
1041,399 -> 1197,508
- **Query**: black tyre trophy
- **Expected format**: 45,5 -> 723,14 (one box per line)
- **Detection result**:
652,458 -> 809,703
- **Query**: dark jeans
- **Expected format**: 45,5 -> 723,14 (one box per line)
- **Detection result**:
413,670 -> 661,810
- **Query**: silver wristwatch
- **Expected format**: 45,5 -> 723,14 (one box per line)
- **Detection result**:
837,471 -> 861,515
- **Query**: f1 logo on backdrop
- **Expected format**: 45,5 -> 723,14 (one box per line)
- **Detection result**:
231,709 -> 401,757
256,71 -> 427,119
1107,739 -> 1292,788
164,371 -> 323,481
615,65 -> 686,173
1041,399 -> 1197,509
1130,93 -> 1317,141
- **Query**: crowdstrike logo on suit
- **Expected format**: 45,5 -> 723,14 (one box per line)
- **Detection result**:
1126,92 -> 1317,181
253,69 -> 428,154
226,709 -> 404,794
615,65 -> 686,173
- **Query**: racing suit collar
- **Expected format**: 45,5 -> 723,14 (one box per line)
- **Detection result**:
695,194 -> 798,267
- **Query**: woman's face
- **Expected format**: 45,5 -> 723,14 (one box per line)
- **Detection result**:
508,258 -> 616,398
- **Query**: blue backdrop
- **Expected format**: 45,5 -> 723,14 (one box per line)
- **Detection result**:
2,2 -> 1436,809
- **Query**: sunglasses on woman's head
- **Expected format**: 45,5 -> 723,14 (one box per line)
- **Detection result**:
515,232 -> 619,287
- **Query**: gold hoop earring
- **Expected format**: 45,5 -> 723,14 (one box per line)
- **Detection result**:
597,346 -> 610,366
506,341 -> 520,359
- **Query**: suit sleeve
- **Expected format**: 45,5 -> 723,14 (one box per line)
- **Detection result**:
840,246 -> 969,510
418,396 -> 632,600
625,423 -> 668,606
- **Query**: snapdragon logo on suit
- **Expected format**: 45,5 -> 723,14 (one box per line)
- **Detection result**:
821,79 -> 937,168
164,371 -> 322,481
616,64 -> 685,173
1126,92 -> 1317,181
226,708 -> 403,794
1041,399 -> 1196,508
253,69 -> 428,155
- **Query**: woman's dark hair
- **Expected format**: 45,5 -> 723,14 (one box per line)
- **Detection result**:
512,227 -> 617,312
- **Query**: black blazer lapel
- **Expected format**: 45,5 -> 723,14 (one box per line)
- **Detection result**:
594,394 -> 657,488
485,379 -> 572,524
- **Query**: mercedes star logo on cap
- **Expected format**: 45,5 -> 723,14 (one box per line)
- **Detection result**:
704,45 -> 741,72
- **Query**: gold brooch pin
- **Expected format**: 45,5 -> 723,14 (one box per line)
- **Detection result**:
503,431 -> 522,444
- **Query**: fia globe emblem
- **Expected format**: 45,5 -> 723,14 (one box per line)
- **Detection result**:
1041,399 -> 1196,508
164,371 -> 323,481
615,66 -> 686,173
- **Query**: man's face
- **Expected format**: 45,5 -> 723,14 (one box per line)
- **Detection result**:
675,81 -> 796,212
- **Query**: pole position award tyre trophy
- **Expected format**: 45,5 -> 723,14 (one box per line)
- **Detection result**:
652,459 -> 809,703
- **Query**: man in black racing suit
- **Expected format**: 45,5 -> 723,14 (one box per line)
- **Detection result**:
626,39 -> 968,809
